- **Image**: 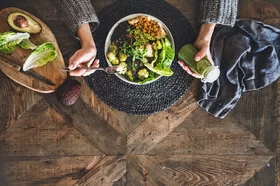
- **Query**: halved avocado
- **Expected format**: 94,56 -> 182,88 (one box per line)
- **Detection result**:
7,12 -> 42,34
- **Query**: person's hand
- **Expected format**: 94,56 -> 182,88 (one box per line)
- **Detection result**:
179,23 -> 216,78
193,38 -> 214,65
68,23 -> 99,76
68,46 -> 99,76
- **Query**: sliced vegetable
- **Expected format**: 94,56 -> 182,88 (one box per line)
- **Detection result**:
0,31 -> 30,53
144,62 -> 173,76
119,52 -> 128,62
19,39 -> 37,50
137,68 -> 149,80
8,12 -> 42,34
22,42 -> 57,71
116,62 -> 127,74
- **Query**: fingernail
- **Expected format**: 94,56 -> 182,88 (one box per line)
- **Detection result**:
195,56 -> 201,61
69,64 -> 74,70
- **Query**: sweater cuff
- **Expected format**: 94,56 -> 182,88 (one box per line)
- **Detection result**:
56,0 -> 100,36
200,0 -> 238,26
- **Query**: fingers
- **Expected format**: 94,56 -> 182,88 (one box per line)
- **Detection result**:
68,51 -> 80,70
86,56 -> 95,68
68,68 -> 87,76
82,59 -> 100,76
194,47 -> 208,62
178,60 -> 202,79
68,49 -> 96,70
68,59 -> 99,77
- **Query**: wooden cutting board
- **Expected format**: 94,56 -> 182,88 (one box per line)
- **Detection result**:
0,7 -> 67,93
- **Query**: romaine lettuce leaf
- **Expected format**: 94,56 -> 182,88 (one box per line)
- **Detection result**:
22,42 -> 57,71
144,62 -> 173,76
143,37 -> 174,77
19,39 -> 37,50
0,31 -> 30,53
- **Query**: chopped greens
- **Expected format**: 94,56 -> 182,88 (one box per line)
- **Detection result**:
107,16 -> 175,84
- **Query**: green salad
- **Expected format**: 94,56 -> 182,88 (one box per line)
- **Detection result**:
106,16 -> 175,84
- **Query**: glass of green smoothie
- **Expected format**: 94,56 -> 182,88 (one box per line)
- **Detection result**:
178,44 -> 220,83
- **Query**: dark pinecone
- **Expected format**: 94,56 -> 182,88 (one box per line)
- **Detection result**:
56,79 -> 81,105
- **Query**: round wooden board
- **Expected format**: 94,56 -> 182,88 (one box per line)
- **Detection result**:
0,7 -> 67,93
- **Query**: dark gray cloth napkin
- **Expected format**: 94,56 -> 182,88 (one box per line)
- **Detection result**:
198,19 -> 280,118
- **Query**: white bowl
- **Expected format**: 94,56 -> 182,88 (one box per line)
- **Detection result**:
105,13 -> 175,85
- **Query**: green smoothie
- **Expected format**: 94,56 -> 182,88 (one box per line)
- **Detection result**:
178,44 -> 220,83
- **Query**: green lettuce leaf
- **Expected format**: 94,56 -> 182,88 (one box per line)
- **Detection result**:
0,31 -> 30,53
143,37 -> 174,77
144,62 -> 173,76
22,42 -> 57,71
161,38 -> 175,69
19,39 -> 37,50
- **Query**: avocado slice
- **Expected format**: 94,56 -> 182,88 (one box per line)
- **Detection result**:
7,12 -> 42,34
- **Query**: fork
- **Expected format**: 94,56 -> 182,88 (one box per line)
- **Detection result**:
60,66 -> 118,74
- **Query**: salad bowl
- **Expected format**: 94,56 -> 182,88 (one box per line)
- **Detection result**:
105,13 -> 175,85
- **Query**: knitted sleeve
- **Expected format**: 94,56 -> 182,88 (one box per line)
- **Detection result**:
200,0 -> 238,26
56,0 -> 99,35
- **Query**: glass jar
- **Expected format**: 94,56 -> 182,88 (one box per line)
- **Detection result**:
178,44 -> 220,83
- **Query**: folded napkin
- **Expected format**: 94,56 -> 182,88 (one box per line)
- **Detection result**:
197,19 -> 280,118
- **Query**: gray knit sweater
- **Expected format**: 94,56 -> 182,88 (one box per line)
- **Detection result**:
56,0 -> 238,35
56,0 -> 99,35
200,0 -> 238,26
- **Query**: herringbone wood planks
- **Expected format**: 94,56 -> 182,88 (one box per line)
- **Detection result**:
0,0 -> 279,185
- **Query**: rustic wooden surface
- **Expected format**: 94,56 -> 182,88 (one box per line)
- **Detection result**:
0,0 -> 280,185
0,7 -> 67,93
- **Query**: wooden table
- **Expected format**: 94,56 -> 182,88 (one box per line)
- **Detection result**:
0,0 -> 279,185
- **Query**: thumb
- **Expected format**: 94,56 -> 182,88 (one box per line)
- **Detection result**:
69,51 -> 86,70
194,47 -> 207,62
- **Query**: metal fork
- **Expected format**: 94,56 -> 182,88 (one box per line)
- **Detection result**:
60,66 -> 118,74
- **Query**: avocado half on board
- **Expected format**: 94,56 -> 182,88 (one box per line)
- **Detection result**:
7,12 -> 42,34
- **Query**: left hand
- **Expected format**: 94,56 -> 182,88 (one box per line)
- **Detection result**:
68,45 -> 99,76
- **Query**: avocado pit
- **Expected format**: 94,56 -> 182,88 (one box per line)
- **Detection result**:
14,15 -> 29,28
7,12 -> 42,34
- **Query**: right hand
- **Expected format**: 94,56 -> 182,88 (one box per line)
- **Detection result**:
179,23 -> 216,78
68,45 -> 99,76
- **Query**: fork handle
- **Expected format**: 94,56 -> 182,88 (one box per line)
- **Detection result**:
60,67 -> 104,72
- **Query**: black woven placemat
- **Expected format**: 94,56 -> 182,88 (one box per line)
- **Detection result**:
85,0 -> 195,115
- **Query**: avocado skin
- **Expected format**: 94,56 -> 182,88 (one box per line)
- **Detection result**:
7,12 -> 42,34
56,80 -> 82,106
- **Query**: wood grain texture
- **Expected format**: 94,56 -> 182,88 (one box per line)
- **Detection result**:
127,155 -> 179,186
230,83 -> 278,152
244,157 -> 276,186
276,78 -> 280,185
238,0 -> 280,28
148,109 -> 273,156
127,81 -> 198,154
45,94 -> 127,155
0,7 -> 67,93
0,71 -> 41,135
0,156 -> 101,186
75,156 -> 126,186
0,0 -> 279,185
79,78 -> 147,136
0,99 -> 103,157
151,155 -> 273,186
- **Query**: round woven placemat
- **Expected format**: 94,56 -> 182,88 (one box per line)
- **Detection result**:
85,0 -> 195,115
